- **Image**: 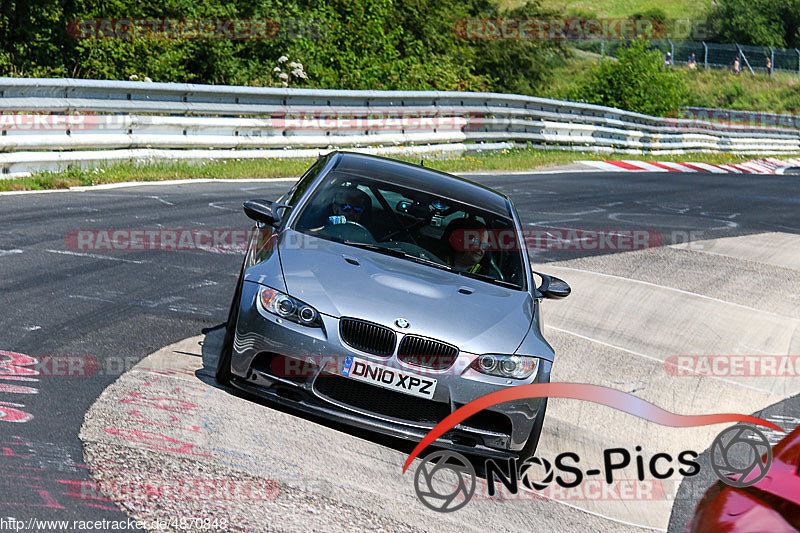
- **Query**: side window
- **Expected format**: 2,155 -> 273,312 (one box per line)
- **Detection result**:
287,159 -> 325,206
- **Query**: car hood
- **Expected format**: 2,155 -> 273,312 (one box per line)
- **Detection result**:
277,230 -> 533,355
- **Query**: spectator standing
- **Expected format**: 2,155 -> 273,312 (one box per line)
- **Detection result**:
688,53 -> 697,71
766,56 -> 772,76
733,56 -> 740,74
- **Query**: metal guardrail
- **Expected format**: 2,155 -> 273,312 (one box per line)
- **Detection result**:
0,77 -> 798,178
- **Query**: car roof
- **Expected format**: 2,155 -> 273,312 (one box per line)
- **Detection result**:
326,151 -> 512,217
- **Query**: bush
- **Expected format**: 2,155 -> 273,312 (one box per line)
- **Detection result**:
581,40 -> 689,116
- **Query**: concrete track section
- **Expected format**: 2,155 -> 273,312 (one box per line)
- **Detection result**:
79,231 -> 800,532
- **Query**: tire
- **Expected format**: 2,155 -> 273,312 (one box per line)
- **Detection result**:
513,398 -> 548,462
215,267 -> 244,385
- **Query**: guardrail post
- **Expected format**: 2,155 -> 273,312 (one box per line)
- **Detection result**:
600,39 -> 605,61
703,42 -> 708,70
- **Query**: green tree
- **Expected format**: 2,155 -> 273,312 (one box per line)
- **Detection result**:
706,0 -> 800,48
582,40 -> 688,116
0,0 -> 568,94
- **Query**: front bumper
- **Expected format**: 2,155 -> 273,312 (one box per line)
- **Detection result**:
229,281 -> 549,456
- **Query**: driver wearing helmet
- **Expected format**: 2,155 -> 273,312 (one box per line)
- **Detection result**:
328,187 -> 371,225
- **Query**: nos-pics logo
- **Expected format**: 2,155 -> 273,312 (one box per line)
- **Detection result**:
413,424 -> 772,512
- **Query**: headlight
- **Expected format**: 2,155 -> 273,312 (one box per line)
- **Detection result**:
259,286 -> 322,327
473,354 -> 539,380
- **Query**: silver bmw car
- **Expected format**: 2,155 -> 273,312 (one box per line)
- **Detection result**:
216,151 -> 570,460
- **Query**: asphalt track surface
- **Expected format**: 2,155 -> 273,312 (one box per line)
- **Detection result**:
0,170 -> 798,530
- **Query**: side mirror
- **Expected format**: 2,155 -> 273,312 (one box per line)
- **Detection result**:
242,199 -> 290,227
532,270 -> 571,299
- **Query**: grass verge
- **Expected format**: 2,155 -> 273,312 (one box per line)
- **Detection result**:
498,0 -> 710,22
1,148 -> 793,192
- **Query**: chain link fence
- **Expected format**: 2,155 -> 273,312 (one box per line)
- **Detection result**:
576,40 -> 800,77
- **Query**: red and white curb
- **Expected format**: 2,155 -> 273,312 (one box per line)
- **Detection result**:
578,158 -> 800,174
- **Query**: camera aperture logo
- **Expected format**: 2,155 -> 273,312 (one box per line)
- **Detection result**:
414,451 -> 476,512
710,425 -> 772,487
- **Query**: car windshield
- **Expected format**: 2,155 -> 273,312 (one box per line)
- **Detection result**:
292,172 -> 526,289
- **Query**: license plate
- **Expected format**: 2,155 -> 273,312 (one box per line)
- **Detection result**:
341,356 -> 437,399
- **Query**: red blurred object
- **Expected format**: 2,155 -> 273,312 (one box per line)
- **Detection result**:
688,424 -> 800,532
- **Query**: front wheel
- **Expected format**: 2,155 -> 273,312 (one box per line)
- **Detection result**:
215,268 -> 244,385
